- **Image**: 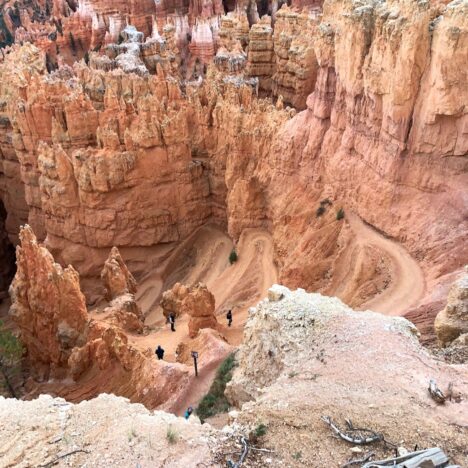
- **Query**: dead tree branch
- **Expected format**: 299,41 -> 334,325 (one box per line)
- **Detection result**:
428,379 -> 446,403
321,416 -> 383,445
227,437 -> 249,468
39,449 -> 90,468
342,451 -> 375,467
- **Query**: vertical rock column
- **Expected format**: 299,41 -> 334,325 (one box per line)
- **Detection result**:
245,15 -> 275,93
9,225 -> 88,377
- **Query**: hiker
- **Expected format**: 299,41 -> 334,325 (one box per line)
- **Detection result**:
155,345 -> 165,360
184,406 -> 193,420
226,309 -> 233,327
169,313 -> 176,332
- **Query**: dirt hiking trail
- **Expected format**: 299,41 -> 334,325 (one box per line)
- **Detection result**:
92,218 -> 424,415
347,213 -> 425,315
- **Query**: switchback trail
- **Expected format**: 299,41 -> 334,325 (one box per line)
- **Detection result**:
346,213 -> 425,316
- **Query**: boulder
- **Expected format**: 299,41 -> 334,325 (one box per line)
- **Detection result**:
435,273 -> 468,346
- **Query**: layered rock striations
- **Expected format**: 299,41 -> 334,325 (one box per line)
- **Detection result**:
9,225 -> 88,376
229,0 -> 468,316
270,6 -> 318,108
0,0 -> 466,335
245,15 -> 274,92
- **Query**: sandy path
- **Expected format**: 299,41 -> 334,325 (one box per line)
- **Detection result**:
210,229 -> 277,311
346,213 -> 425,316
127,227 -> 277,414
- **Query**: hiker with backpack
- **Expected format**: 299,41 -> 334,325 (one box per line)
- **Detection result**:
169,313 -> 176,332
184,406 -> 193,420
226,309 -> 233,327
155,345 -> 165,360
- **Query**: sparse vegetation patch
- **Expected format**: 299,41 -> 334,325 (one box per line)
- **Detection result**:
229,249 -> 238,265
196,353 -> 236,422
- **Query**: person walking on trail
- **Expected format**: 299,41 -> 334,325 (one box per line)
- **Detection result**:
169,313 -> 176,332
184,406 -> 193,420
155,345 -> 165,360
226,309 -> 233,327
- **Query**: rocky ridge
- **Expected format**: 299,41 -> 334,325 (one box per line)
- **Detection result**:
225,285 -> 468,465
1,285 -> 467,467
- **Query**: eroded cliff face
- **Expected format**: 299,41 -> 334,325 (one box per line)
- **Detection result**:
9,225 -> 88,377
8,225 -> 230,409
0,0 -> 466,332
239,0 -> 467,313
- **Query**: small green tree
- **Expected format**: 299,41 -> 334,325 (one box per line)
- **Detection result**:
229,249 -> 238,265
0,320 -> 23,397
336,208 -> 345,220
253,423 -> 267,437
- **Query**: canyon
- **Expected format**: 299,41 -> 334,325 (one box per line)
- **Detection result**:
0,0 -> 467,466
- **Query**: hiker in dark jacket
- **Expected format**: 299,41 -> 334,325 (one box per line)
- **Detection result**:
155,345 -> 165,360
169,313 -> 176,332
226,310 -> 233,327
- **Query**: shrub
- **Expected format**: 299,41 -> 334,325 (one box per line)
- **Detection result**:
336,208 -> 345,220
316,206 -> 326,217
0,320 -> 23,397
253,423 -> 267,437
293,451 -> 302,460
196,353 -> 236,422
166,426 -> 178,444
229,249 -> 238,265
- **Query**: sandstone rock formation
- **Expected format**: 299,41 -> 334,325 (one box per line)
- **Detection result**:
271,6 -> 318,108
9,225 -> 88,377
226,285 -> 468,465
0,394 -> 219,468
175,327 -> 232,365
8,225 -> 228,409
2,285 -> 468,467
101,246 -> 137,301
183,282 -> 218,338
0,0 -> 466,343
435,272 -> 468,346
160,282 -> 218,337
160,282 -> 189,319
245,15 -> 274,93
103,293 -> 144,333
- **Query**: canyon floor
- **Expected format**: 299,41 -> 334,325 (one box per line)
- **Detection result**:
18,212 -> 431,415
